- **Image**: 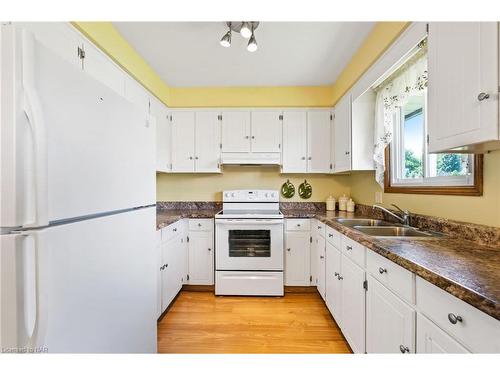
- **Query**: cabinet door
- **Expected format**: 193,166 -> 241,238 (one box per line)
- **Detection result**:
307,111 -> 332,173
282,111 -> 308,173
177,232 -> 188,287
156,231 -> 162,318
310,233 -> 317,286
326,242 -> 342,323
19,22 -> 82,68
151,97 -> 171,173
316,235 -> 326,300
171,112 -> 196,172
428,22 -> 499,152
366,275 -> 415,354
124,75 -> 150,113
333,95 -> 352,172
284,231 -> 311,286
416,313 -> 469,353
188,231 -> 214,285
161,237 -> 176,312
251,111 -> 282,152
195,112 -> 221,172
82,41 -> 125,96
341,254 -> 365,353
221,111 -> 251,152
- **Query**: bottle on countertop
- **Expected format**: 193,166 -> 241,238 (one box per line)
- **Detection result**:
347,198 -> 355,213
326,195 -> 336,211
338,194 -> 349,211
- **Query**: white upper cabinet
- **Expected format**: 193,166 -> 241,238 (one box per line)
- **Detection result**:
150,97 -> 171,173
171,112 -> 196,172
428,22 -> 499,152
81,40 -> 125,96
282,111 -> 308,172
19,22 -> 83,68
366,275 -> 415,354
251,111 -> 282,153
307,111 -> 332,173
284,231 -> 311,286
195,112 -> 221,172
124,75 -> 151,113
333,94 -> 352,172
221,111 -> 251,152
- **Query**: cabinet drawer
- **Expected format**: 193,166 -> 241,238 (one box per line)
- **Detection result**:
162,220 -> 183,242
189,219 -> 214,232
340,235 -> 365,268
416,313 -> 469,353
367,250 -> 414,304
313,220 -> 326,238
326,226 -> 341,249
416,276 -> 500,353
285,219 -> 310,231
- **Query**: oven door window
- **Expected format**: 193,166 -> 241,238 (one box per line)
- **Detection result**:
228,229 -> 271,257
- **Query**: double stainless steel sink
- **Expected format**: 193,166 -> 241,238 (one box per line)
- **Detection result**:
335,218 -> 442,239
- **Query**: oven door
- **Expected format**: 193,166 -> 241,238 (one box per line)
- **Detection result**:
215,219 -> 284,271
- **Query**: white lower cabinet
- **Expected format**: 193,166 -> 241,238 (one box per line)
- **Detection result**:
325,241 -> 342,325
316,235 -> 326,300
285,230 -> 311,286
366,275 -> 415,353
340,254 -> 366,353
417,313 -> 469,353
187,219 -> 214,285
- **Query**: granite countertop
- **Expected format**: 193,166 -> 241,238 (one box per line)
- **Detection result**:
157,207 -> 500,320
156,209 -> 219,230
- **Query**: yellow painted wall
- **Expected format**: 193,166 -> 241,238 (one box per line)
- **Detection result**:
157,166 -> 351,202
168,86 -> 333,108
348,151 -> 500,227
330,22 -> 410,105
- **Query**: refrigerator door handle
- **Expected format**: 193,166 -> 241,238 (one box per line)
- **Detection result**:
21,30 -> 49,228
17,230 -> 47,349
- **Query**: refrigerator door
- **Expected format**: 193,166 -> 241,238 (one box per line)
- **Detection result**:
0,25 -> 155,228
0,206 -> 157,353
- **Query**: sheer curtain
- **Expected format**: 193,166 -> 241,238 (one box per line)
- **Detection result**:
373,50 -> 428,187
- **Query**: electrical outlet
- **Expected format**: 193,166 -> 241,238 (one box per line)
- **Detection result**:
375,192 -> 383,204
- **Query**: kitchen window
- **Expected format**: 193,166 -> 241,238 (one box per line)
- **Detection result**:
374,39 -> 483,196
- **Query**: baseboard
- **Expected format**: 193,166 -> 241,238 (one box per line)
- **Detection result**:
285,286 -> 318,293
182,284 -> 215,292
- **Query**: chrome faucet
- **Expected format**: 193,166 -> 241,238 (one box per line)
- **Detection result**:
373,204 -> 410,226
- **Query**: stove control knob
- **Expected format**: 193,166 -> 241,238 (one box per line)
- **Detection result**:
271,192 -> 275,198
224,192 -> 230,198
264,193 -> 269,198
231,193 -> 236,198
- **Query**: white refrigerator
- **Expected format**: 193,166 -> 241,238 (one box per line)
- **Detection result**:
0,24 -> 157,353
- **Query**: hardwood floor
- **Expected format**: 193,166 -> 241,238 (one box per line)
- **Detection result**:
157,291 -> 352,354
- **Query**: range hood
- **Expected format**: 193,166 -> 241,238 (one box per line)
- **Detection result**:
221,152 -> 281,165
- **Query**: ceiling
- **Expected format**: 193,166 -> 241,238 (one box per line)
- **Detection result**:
113,22 -> 375,87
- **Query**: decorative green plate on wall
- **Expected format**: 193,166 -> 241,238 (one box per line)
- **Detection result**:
298,180 -> 312,199
280,180 -> 295,198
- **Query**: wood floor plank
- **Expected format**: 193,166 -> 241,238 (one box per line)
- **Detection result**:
157,291 -> 352,354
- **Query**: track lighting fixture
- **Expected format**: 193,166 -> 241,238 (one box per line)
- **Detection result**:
220,22 -> 260,52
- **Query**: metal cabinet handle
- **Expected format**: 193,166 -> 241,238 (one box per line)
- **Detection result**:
478,92 -> 490,101
287,248 -> 291,252
334,272 -> 339,277
297,223 -> 301,227
251,136 -> 255,139
173,228 -> 177,232
318,225 -> 322,229
328,234 -> 333,238
320,255 -> 324,259
198,223 -> 202,227
448,313 -> 463,324
195,156 -> 199,160
308,156 -> 312,160
338,275 -> 343,280
345,151 -> 350,155
301,156 -> 306,160
189,156 -> 193,160
160,265 -> 164,271
399,345 -> 410,353
346,245 -> 352,251
208,248 -> 211,252
245,135 -> 249,139
378,267 -> 387,274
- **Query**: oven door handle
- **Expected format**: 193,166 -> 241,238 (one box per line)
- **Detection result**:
216,219 -> 283,225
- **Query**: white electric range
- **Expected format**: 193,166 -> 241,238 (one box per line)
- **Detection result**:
215,190 -> 284,296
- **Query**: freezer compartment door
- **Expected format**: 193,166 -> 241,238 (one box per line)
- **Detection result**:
0,206 -> 157,353
0,25 -> 155,228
